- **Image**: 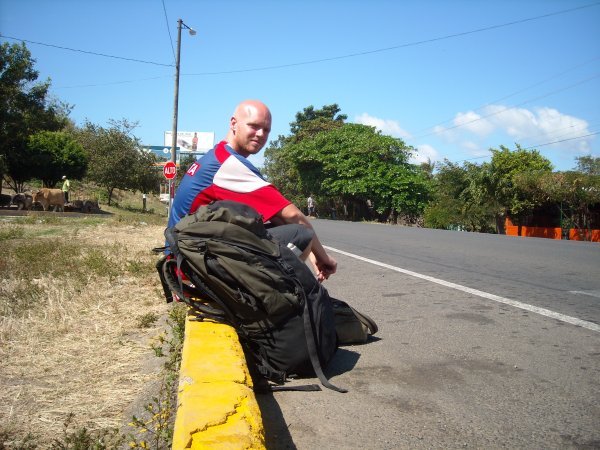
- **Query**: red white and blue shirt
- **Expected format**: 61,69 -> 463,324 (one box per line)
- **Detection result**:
168,140 -> 291,228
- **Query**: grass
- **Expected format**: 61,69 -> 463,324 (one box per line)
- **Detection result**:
129,305 -> 186,449
0,190 -> 186,448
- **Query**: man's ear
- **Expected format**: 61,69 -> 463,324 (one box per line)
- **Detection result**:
230,117 -> 237,132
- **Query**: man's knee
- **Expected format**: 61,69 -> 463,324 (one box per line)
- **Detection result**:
269,224 -> 314,258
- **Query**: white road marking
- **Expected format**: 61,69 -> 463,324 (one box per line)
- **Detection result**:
569,290 -> 600,299
325,246 -> 600,333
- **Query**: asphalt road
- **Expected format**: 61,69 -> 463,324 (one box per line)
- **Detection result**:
257,220 -> 600,449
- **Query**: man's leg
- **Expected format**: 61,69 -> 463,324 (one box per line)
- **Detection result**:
268,224 -> 314,260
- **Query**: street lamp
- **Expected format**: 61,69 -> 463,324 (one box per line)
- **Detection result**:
169,18 -> 196,218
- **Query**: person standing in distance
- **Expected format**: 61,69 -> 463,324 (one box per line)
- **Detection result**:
169,99 -> 337,282
307,194 -> 315,217
61,175 -> 70,203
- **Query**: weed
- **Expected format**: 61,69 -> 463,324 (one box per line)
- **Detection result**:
50,413 -> 124,450
137,312 -> 158,329
32,228 -> 63,237
0,430 -> 38,449
82,249 -> 120,280
0,284 -> 44,318
9,240 -> 79,279
128,376 -> 176,449
126,260 -> 152,276
0,225 -> 25,241
129,304 -> 187,449
150,334 -> 165,358
0,416 -> 125,450
27,214 -> 63,225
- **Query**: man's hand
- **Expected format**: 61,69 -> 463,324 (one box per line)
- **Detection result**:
276,203 -> 337,282
314,254 -> 337,282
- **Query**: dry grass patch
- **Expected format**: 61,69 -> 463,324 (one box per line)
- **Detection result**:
0,215 -> 171,446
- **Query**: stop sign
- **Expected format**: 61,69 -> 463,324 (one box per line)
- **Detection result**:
163,161 -> 177,179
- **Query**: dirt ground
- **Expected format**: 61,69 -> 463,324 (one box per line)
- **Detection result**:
0,217 -> 172,446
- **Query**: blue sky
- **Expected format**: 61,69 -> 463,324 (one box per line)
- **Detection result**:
1,0 -> 599,171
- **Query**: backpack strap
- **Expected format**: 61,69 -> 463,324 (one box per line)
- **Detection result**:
269,384 -> 322,392
301,290 -> 348,393
182,265 -> 236,323
349,305 -> 378,335
161,258 -> 228,321
155,254 -> 173,303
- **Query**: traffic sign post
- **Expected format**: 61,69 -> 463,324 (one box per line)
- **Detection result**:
163,161 -> 177,219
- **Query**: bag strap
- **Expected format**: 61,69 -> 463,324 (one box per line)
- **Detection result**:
161,258 -> 228,321
348,305 -> 378,335
155,254 -> 173,303
183,265 -> 236,323
269,384 -> 321,392
301,289 -> 347,393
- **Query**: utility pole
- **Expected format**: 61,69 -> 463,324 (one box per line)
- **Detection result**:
168,18 -> 195,219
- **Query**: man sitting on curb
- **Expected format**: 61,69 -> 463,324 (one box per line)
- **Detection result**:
168,99 -> 337,282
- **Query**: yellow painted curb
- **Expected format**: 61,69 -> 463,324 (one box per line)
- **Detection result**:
172,316 -> 265,449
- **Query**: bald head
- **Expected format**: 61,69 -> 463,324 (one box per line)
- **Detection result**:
233,100 -> 271,123
226,100 -> 272,157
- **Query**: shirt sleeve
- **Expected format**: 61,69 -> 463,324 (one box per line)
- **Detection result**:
212,152 -> 291,221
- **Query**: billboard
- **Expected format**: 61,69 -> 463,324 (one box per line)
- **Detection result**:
164,131 -> 214,152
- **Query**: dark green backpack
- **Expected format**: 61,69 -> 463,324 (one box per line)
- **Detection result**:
155,200 -> 344,392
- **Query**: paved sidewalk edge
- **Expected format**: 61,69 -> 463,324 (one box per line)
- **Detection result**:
172,315 -> 265,449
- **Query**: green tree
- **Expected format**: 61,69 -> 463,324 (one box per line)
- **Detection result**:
75,119 -> 161,205
423,160 -> 466,230
487,144 -> 553,227
27,130 -> 88,187
289,104 -> 347,137
264,104 -> 347,204
0,42 -> 70,192
285,123 -> 428,221
424,160 -> 496,232
132,148 -> 162,195
265,104 -> 429,221
574,155 -> 600,175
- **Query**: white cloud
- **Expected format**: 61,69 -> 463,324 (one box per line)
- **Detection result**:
482,105 -> 538,138
431,105 -> 593,160
454,105 -> 591,151
354,113 -> 412,139
522,107 -> 591,151
453,111 -> 494,136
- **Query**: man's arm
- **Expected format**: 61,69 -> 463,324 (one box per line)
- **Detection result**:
271,203 -> 337,281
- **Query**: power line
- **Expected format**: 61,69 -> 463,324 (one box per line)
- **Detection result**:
0,34 -> 174,67
5,2 -> 597,87
186,2 -> 600,76
522,131 -> 599,149
56,75 -> 170,89
161,0 -> 176,63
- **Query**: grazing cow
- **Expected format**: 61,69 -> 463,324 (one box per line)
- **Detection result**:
32,188 -> 65,212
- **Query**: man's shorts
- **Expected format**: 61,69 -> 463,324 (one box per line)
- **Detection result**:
268,224 -> 314,257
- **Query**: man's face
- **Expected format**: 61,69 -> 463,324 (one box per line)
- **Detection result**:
230,104 -> 272,157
